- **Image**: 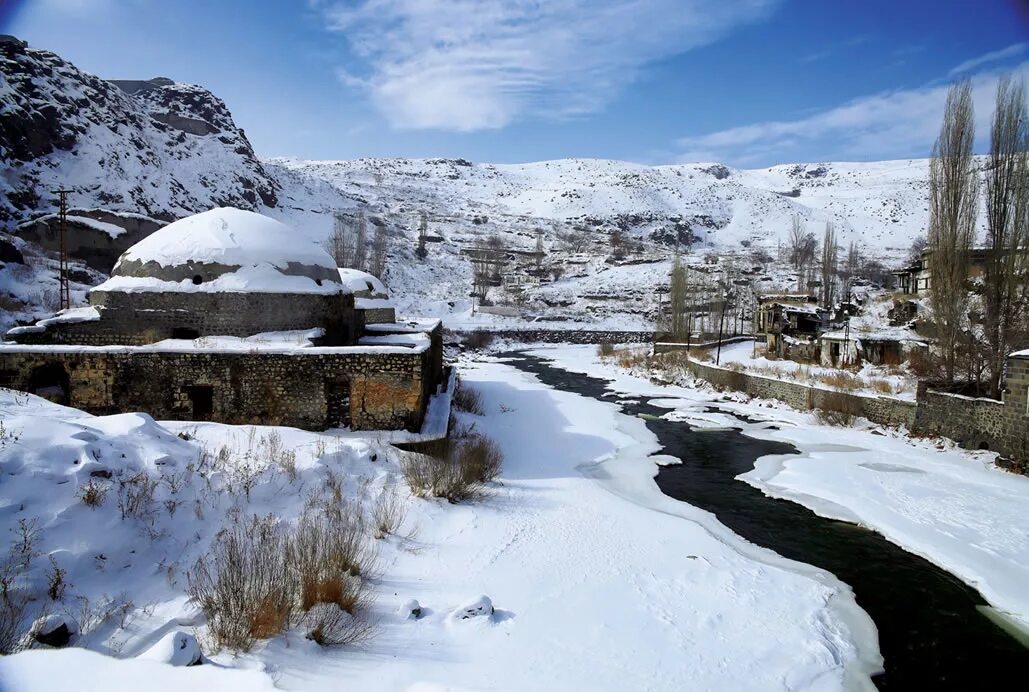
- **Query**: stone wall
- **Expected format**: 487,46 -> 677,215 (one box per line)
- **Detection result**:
11,292 -> 359,346
677,356 -> 918,428
456,329 -> 655,345
676,352 -> 1027,462
912,357 -> 1028,461
0,346 -> 435,432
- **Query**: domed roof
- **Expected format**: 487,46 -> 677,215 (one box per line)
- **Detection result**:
96,207 -> 343,294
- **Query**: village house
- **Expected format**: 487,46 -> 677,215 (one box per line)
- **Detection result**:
755,294 -> 822,360
0,208 -> 447,432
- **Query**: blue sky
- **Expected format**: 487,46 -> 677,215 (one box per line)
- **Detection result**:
4,0 -> 1029,166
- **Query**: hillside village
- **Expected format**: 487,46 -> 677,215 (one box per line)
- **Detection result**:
1,21 -> 1028,692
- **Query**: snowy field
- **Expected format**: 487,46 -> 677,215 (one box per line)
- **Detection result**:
529,344 -> 1029,635
0,355 -> 882,690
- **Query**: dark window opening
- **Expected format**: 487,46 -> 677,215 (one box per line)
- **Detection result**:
978,441 -> 990,451
29,363 -> 70,405
315,278 -> 323,286
187,385 -> 214,420
192,275 -> 203,285
325,379 -> 351,430
172,327 -> 200,340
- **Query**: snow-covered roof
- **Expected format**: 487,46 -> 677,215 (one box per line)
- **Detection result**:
115,207 -> 334,272
97,207 -> 343,294
337,268 -> 388,297
1011,348 -> 1029,359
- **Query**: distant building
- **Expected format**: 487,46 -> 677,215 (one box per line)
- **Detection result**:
755,294 -> 822,360
892,247 -> 1027,296
0,208 -> 447,432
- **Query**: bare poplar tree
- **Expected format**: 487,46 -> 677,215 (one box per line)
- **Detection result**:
668,252 -> 689,339
353,210 -> 367,271
928,80 -> 978,384
820,222 -> 838,308
983,75 -> 1029,397
324,211 -> 354,268
369,224 -> 388,278
788,216 -> 816,292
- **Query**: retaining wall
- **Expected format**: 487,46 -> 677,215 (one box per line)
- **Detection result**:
677,356 -> 918,429
456,329 -> 655,345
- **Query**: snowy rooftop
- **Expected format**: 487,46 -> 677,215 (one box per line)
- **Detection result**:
93,207 -> 345,295
338,268 -> 388,297
114,207 -> 335,273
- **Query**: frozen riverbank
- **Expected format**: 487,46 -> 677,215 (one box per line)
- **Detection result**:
0,354 -> 879,690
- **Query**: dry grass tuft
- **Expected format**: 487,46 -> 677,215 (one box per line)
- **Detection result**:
452,380 -> 484,415
818,371 -> 863,391
78,479 -> 109,509
401,433 -> 504,503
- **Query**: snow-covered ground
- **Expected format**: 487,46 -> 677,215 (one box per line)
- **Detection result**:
0,354 -> 883,690
529,344 -> 1029,635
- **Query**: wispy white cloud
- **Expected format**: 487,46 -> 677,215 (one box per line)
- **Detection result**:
674,62 -> 1029,166
315,0 -> 780,131
948,42 -> 1027,78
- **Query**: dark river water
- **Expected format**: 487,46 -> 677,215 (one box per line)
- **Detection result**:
502,353 -> 1029,691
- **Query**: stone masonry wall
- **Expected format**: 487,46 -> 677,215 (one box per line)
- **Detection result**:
912,357 -> 1028,461
12,292 -> 358,346
677,356 -> 918,428
677,352 -> 1026,461
456,329 -> 655,345
0,348 -> 430,432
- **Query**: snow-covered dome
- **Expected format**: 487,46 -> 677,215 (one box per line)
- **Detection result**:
96,207 -> 342,294
337,268 -> 388,298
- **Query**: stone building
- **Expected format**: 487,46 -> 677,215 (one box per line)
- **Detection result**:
755,294 -> 822,360
0,208 -> 446,432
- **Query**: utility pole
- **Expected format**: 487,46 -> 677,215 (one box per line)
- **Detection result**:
716,290 -> 728,365
416,211 -> 428,259
54,189 -> 73,311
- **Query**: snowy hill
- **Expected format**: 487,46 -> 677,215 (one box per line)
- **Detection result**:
273,156 -> 942,253
0,37 -> 957,332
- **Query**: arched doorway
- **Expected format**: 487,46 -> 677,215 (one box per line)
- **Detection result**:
28,362 -> 70,405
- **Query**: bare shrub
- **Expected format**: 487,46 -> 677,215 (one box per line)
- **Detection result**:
597,342 -> 615,357
78,479 -> 109,509
45,556 -> 68,601
463,329 -> 495,349
401,434 -> 504,503
452,380 -> 484,415
870,379 -> 895,395
277,449 -> 298,483
302,602 -> 375,646
818,371 -> 862,391
371,484 -> 407,539
0,592 -> 28,654
291,506 -> 373,601
457,435 -> 502,484
186,516 -> 293,652
118,472 -> 157,520
691,349 -> 714,363
0,555 -> 31,654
